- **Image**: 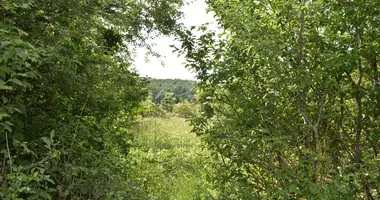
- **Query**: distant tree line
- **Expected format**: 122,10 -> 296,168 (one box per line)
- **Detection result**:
147,78 -> 196,103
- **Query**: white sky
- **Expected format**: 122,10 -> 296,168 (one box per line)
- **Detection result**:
133,0 -> 219,80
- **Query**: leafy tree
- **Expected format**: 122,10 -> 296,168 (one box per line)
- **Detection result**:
161,92 -> 176,112
0,0 -> 184,199
177,0 -> 380,199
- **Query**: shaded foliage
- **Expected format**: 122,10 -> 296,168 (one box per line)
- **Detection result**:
0,0 -> 183,199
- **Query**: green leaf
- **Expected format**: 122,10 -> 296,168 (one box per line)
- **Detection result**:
0,113 -> 10,120
11,106 -> 24,115
0,41 -> 11,48
0,66 -> 11,73
258,128 -> 270,133
15,48 -> 28,60
45,176 -> 55,184
50,130 -> 55,140
41,137 -> 51,149
289,184 -> 301,194
2,123 -> 12,132
4,121 -> 14,126
26,71 -> 37,78
8,78 -> 24,87
0,84 -> 13,90
14,73 -> 30,77
2,51 -> 13,62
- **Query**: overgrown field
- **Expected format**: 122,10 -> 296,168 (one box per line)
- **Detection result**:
128,117 -> 216,199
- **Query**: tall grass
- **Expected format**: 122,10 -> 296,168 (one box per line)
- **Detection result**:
129,117 -> 215,199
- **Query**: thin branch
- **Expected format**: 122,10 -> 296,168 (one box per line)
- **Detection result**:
2,155 -> 5,175
5,131 -> 12,174
345,71 -> 356,86
357,55 -> 363,87
372,55 -> 378,88
316,93 -> 325,127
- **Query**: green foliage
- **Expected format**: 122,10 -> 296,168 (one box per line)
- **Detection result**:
161,92 -> 176,112
176,0 -> 380,199
139,94 -> 163,117
5,0 -> 380,198
148,78 -> 196,103
0,0 -> 184,199
173,100 -> 200,119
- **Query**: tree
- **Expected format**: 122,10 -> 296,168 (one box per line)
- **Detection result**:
177,0 -> 380,199
161,92 -> 176,112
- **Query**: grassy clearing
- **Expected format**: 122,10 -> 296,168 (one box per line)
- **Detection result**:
129,117 -> 214,200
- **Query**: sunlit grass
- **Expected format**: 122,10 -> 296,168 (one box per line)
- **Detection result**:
129,117 -> 213,199
133,117 -> 201,150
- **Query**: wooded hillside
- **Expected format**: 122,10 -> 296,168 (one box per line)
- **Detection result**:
147,78 -> 196,103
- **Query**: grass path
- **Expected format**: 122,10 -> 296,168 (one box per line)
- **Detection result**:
129,117 -> 214,200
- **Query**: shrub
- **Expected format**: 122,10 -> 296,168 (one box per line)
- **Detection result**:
173,101 -> 200,119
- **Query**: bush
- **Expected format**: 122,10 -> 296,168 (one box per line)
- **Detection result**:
173,101 -> 200,119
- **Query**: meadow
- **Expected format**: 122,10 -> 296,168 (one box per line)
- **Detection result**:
129,117 -> 216,199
